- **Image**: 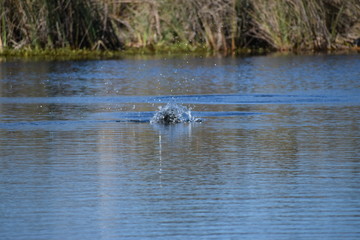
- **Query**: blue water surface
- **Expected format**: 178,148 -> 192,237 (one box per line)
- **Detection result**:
1,53 -> 360,240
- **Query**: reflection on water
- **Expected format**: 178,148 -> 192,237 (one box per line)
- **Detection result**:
1,54 -> 360,239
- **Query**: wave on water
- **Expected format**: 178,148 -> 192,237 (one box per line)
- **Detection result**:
150,103 -> 202,124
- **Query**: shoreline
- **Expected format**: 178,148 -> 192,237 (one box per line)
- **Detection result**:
1,0 -> 359,57
0,45 -> 359,61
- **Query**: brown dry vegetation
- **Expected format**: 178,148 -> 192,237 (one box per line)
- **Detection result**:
0,0 -> 359,54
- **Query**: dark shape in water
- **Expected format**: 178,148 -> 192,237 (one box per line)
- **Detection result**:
151,103 -> 202,124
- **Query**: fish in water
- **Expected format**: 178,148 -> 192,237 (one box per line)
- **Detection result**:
150,103 -> 202,124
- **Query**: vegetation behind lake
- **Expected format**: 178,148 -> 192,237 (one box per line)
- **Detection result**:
1,0 -> 360,55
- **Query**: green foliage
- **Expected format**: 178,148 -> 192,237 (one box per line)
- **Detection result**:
0,0 -> 359,54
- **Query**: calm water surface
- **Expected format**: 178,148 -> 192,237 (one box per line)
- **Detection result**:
1,54 -> 360,239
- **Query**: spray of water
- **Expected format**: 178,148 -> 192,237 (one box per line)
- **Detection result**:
150,103 -> 202,124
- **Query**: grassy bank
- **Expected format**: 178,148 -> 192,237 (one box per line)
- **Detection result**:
1,0 -> 359,55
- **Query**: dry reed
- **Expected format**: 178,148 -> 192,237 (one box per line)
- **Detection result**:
0,0 -> 359,53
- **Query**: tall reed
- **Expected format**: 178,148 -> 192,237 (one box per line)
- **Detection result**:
118,0 -> 252,52
0,0 -> 359,53
249,0 -> 360,51
0,0 -> 122,50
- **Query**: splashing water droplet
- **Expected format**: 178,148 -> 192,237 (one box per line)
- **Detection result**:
150,103 -> 202,124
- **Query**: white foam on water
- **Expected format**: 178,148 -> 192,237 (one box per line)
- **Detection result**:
150,103 -> 201,124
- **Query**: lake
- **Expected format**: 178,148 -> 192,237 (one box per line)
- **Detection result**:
1,53 -> 360,239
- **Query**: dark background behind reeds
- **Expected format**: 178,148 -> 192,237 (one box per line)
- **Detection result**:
1,0 -> 359,53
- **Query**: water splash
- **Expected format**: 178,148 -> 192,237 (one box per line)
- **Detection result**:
150,103 -> 202,124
